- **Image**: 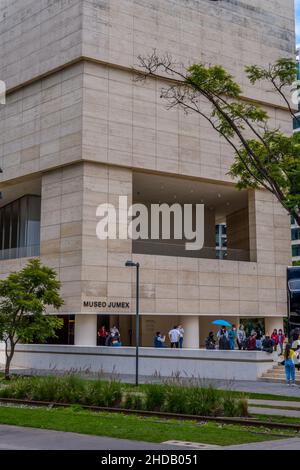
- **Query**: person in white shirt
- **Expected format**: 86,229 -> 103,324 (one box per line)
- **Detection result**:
169,326 -> 180,348
110,325 -> 120,340
177,325 -> 184,349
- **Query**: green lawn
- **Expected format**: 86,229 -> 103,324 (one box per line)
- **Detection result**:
0,405 -> 290,446
254,414 -> 300,426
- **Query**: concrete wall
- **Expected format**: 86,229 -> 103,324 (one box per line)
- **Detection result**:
0,0 -> 295,185
132,252 -> 289,320
39,161 -> 132,316
227,208 -> 250,253
0,0 -> 83,90
80,61 -> 293,185
1,0 -> 294,108
0,343 -> 276,381
0,62 -> 84,184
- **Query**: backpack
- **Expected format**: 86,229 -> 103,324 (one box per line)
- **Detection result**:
219,334 -> 229,350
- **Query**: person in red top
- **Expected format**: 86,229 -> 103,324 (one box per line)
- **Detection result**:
276,329 -> 285,356
271,329 -> 278,351
247,332 -> 257,351
97,325 -> 107,346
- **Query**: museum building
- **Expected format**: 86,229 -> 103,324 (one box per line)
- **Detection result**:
0,0 -> 294,349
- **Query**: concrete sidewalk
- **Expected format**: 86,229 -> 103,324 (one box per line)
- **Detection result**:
249,399 -> 300,409
0,424 -> 188,450
223,438 -> 300,450
248,398 -> 300,418
249,406 -> 300,418
207,379 -> 300,398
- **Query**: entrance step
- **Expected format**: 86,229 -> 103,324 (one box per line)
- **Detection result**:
260,363 -> 300,384
259,377 -> 300,385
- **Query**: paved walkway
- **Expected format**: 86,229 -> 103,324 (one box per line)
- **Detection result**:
248,406 -> 300,418
0,425 -> 188,450
249,399 -> 300,408
210,379 -> 300,398
247,398 -> 300,418
223,438 -> 300,450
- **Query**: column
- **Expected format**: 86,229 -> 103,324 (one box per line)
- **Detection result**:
74,314 -> 97,346
265,317 -> 284,336
181,316 -> 200,349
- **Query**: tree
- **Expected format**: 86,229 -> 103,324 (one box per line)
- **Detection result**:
137,52 -> 300,225
0,259 -> 64,379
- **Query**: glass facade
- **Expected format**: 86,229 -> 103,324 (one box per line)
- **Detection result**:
292,245 -> 300,258
215,223 -> 228,260
292,227 -> 300,241
294,115 -> 300,130
0,195 -> 41,260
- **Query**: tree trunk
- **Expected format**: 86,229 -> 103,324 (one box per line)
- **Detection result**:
4,339 -> 15,380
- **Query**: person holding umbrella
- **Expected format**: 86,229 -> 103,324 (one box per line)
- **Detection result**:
213,320 -> 231,350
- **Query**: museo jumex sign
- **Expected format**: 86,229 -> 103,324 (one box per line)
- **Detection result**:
82,298 -> 131,313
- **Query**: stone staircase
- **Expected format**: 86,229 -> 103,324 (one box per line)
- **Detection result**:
260,363 -> 300,384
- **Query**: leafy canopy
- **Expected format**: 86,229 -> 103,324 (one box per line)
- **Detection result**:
0,259 -> 64,344
138,53 -> 300,224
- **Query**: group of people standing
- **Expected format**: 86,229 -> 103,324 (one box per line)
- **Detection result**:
205,325 -> 286,354
154,325 -> 184,348
97,325 -> 121,347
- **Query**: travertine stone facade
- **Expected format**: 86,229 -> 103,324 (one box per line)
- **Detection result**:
0,0 -> 294,106
0,0 -> 294,346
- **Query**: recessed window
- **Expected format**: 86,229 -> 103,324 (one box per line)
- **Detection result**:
292,245 -> 300,258
292,228 -> 300,241
0,195 -> 41,260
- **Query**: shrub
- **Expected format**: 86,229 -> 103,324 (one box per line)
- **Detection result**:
0,376 -> 34,399
236,397 -> 249,417
164,385 -> 187,414
101,381 -> 122,407
124,393 -> 144,410
29,376 -> 61,402
87,380 -> 122,407
84,380 -> 104,406
222,392 -> 248,417
0,375 -> 87,404
26,375 -> 86,403
123,393 -> 133,409
0,375 -> 248,418
57,375 -> 86,403
186,385 -> 222,416
144,384 -> 166,411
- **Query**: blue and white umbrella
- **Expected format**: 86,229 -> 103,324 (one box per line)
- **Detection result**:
212,320 -> 232,327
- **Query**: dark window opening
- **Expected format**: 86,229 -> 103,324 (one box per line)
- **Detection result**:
0,195 -> 41,260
